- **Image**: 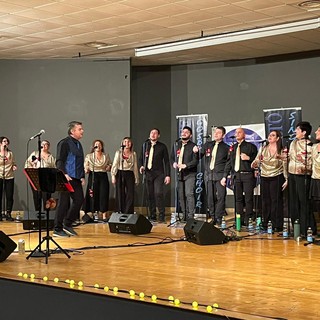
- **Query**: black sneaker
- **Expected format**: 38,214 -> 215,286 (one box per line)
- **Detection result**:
63,225 -> 78,236
53,230 -> 69,238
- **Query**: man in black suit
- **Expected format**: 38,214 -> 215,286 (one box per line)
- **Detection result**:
139,128 -> 170,223
221,127 -> 257,225
198,126 -> 229,225
171,126 -> 199,221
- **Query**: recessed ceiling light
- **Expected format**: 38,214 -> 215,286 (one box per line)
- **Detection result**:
82,41 -> 118,50
298,0 -> 320,9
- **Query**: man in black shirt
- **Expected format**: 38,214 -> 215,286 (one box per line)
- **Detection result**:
139,128 -> 170,223
199,126 -> 229,225
171,126 -> 199,221
53,121 -> 85,237
221,127 -> 257,225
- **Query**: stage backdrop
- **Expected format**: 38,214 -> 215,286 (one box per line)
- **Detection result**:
263,107 -> 302,146
176,114 -> 208,214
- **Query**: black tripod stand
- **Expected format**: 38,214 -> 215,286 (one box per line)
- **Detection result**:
24,168 -> 71,264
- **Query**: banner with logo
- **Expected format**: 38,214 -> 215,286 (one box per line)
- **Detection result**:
263,107 -> 302,145
176,114 -> 208,214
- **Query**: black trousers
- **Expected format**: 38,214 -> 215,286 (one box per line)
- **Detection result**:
0,178 -> 14,213
30,182 -> 51,212
288,174 -> 316,236
234,172 -> 255,223
205,179 -> 226,220
83,171 -> 109,213
54,179 -> 84,230
115,170 -> 135,214
146,172 -> 165,219
178,173 -> 196,220
260,174 -> 285,229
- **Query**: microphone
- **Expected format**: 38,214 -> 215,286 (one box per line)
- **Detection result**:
145,138 -> 150,142
203,135 -> 211,138
258,139 -> 267,144
29,129 -> 45,140
120,145 -> 125,149
31,155 -> 38,162
93,146 -> 98,149
175,138 -> 181,142
229,135 -> 236,139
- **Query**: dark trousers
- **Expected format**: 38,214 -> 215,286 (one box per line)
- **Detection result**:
261,174 -> 285,229
54,179 -> 84,230
205,179 -> 226,220
288,174 -> 316,236
0,178 -> 14,213
234,172 -> 255,223
178,173 -> 196,220
115,170 -> 135,214
146,172 -> 165,220
83,171 -> 109,213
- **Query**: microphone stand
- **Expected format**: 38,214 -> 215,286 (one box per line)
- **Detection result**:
29,135 -> 46,258
141,140 -> 150,219
229,136 -> 237,228
91,149 -> 97,221
284,138 -> 291,236
303,137 -> 312,235
1,145 -> 6,221
167,139 -> 181,227
255,141 -> 266,229
117,146 -> 125,214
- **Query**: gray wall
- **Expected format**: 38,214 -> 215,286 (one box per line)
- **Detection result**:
0,59 -> 131,211
1,55 -> 320,211
184,57 -> 320,127
131,66 -> 172,209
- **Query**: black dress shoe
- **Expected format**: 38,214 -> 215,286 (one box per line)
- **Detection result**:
5,214 -> 14,221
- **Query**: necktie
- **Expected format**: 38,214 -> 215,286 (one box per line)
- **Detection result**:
209,142 -> 219,170
178,143 -> 185,171
147,143 -> 154,170
234,143 -> 241,172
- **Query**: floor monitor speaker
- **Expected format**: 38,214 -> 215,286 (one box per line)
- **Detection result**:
23,211 -> 55,230
0,231 -> 17,262
184,218 -> 226,245
108,213 -> 152,235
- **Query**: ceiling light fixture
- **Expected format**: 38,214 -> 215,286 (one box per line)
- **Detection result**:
135,18 -> 320,57
298,0 -> 320,9
83,41 -> 118,50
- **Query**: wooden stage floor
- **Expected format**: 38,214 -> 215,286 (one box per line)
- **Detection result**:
0,215 -> 319,320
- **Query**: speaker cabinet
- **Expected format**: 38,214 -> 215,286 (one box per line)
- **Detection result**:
23,211 -> 55,230
0,231 -> 17,262
108,213 -> 152,235
184,218 -> 226,245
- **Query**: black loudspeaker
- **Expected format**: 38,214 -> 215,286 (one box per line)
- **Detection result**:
0,231 -> 17,262
82,213 -> 94,224
184,218 -> 226,245
23,211 -> 55,230
108,213 -> 152,235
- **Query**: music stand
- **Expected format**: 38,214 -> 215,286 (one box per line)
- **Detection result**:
24,168 -> 73,264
